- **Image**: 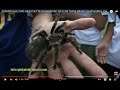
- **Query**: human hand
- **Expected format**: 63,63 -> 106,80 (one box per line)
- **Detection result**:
96,42 -> 109,64
28,18 -> 108,79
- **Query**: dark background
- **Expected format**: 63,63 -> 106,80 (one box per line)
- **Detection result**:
0,0 -> 119,10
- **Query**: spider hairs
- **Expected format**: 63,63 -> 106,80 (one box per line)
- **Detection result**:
26,16 -> 82,72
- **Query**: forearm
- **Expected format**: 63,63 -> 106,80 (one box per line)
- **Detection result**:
61,43 -> 108,78
102,22 -> 115,44
70,50 -> 108,78
64,18 -> 96,31
64,12 -> 107,30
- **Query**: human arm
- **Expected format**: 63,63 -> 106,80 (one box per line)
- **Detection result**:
96,22 -> 115,64
28,16 -> 108,79
54,12 -> 107,30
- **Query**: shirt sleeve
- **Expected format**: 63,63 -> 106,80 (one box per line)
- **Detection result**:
107,13 -> 116,22
101,11 -> 109,16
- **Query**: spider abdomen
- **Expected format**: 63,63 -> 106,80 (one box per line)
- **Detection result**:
26,37 -> 49,59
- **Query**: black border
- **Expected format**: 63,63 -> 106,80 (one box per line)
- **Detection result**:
1,0 -> 119,10
0,0 -> 120,87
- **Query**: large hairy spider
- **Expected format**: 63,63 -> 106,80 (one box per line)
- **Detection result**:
27,20 -> 82,72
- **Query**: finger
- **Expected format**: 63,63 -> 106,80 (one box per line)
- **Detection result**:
95,47 -> 98,56
59,53 -> 84,79
70,49 -> 108,78
61,59 -> 84,79
64,18 -> 96,31
102,56 -> 105,64
42,49 -> 55,67
28,62 -> 42,79
103,56 -> 107,64
99,56 -> 104,64
96,56 -> 100,63
42,49 -> 63,79
100,56 -> 107,64
41,44 -> 76,79
106,56 -> 108,63
47,65 -> 63,79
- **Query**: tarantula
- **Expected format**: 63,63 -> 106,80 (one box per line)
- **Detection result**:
26,20 -> 82,72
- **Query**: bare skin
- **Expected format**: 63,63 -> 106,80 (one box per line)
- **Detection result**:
28,13 -> 108,79
41,42 -> 108,79
54,12 -> 108,30
96,22 -> 115,64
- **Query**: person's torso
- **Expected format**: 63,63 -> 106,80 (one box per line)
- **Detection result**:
0,13 -> 32,63
108,14 -> 120,69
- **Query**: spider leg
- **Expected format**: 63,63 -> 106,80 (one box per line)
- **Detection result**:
35,46 -> 52,69
50,20 -> 58,34
54,22 -> 66,33
31,30 -> 48,41
53,45 -> 59,69
30,46 -> 52,75
68,37 -> 82,54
